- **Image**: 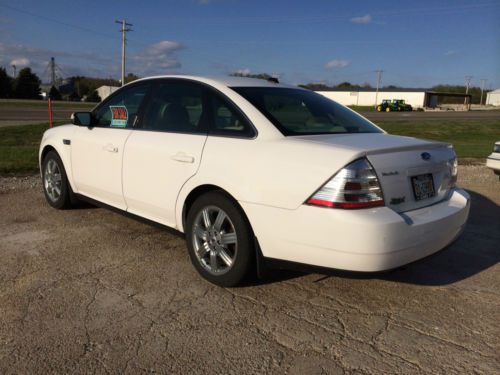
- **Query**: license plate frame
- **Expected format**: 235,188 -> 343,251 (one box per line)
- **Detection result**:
411,173 -> 436,201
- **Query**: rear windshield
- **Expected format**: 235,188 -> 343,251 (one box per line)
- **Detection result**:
232,87 -> 382,136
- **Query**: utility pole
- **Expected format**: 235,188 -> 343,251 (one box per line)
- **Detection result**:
374,69 -> 383,109
115,19 -> 133,87
11,65 -> 16,78
464,76 -> 472,108
480,78 -> 487,106
465,76 -> 472,94
50,57 -> 56,87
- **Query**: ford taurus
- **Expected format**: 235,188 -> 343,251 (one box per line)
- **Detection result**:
39,76 -> 470,286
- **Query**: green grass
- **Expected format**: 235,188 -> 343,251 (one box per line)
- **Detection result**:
1,120 -> 498,175
348,105 -> 376,112
378,120 -> 500,159
0,122 -> 59,175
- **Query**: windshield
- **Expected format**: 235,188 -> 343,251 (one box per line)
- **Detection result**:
231,87 -> 382,136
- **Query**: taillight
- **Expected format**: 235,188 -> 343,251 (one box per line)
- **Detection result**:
306,158 -> 385,209
448,156 -> 458,188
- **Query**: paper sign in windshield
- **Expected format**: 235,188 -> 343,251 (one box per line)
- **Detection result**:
110,106 -> 128,127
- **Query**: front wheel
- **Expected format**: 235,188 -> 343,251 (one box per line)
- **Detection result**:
42,151 -> 75,209
185,191 -> 255,287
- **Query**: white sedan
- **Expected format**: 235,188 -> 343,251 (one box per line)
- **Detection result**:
486,142 -> 500,178
39,75 -> 470,286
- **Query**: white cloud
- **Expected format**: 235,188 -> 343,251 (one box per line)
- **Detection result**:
132,40 -> 183,75
444,50 -> 457,56
10,57 -> 30,67
350,14 -> 372,24
325,59 -> 351,69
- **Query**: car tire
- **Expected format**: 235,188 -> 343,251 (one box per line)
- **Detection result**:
185,191 -> 255,287
42,150 -> 75,209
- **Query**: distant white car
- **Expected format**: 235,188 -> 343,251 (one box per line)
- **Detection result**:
39,75 -> 470,286
486,142 -> 500,178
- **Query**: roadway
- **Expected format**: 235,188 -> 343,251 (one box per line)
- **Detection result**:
1,104 -> 499,127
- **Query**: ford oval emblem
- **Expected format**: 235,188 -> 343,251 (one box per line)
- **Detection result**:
421,152 -> 431,161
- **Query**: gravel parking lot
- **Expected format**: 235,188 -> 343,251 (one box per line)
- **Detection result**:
0,166 -> 498,374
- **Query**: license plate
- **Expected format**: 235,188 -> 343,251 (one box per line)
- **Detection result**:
411,173 -> 435,201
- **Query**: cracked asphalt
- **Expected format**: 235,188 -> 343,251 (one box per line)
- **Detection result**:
0,165 -> 499,374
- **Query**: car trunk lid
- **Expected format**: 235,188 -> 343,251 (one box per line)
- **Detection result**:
293,133 -> 456,213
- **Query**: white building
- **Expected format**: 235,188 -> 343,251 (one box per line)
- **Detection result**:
97,85 -> 120,101
486,89 -> 500,106
317,89 -> 428,108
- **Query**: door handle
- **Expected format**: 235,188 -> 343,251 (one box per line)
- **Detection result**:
171,152 -> 195,163
104,144 -> 118,153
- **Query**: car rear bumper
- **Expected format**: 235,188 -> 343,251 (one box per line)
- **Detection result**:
486,154 -> 500,174
241,188 -> 470,272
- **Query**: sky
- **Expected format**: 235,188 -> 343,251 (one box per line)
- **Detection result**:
0,0 -> 499,88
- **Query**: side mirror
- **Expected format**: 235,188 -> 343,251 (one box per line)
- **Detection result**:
71,112 -> 92,126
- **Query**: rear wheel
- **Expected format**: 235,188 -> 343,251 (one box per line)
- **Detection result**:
186,191 -> 254,287
42,151 -> 75,209
377,105 -> 382,112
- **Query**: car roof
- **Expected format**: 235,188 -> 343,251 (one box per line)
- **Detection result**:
134,74 -> 297,89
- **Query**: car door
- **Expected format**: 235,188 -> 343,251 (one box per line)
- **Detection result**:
122,80 -> 209,227
71,83 -> 151,210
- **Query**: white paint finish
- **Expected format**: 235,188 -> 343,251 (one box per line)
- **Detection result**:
241,189 -> 469,270
39,75 -> 472,274
122,131 -> 207,227
71,126 -> 132,209
317,91 -> 426,108
39,124 -> 78,191
486,89 -> 500,106
486,143 -> 500,173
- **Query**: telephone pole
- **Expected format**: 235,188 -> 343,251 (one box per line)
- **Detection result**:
465,76 -> 472,94
11,65 -> 16,78
480,79 -> 487,106
49,57 -> 56,86
374,69 -> 383,108
115,19 -> 133,86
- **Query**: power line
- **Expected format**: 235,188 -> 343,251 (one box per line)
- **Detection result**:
116,20 -> 133,86
0,3 -> 118,40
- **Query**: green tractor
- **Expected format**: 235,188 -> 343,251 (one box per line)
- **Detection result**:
377,99 -> 413,112
392,99 -> 413,111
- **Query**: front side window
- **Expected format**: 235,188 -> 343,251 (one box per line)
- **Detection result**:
93,83 -> 150,128
232,87 -> 382,136
141,81 -> 207,134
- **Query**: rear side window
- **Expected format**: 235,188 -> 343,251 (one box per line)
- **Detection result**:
141,82 -> 208,134
93,84 -> 150,128
232,87 -> 382,136
208,94 -> 255,138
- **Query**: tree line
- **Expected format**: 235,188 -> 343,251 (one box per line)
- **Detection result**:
0,67 -> 491,105
0,66 -> 139,102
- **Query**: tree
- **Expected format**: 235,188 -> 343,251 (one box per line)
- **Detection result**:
124,73 -> 139,84
68,91 -> 81,102
14,67 -> 42,99
85,90 -> 101,103
48,86 -> 62,100
0,67 -> 14,98
230,72 -> 275,81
